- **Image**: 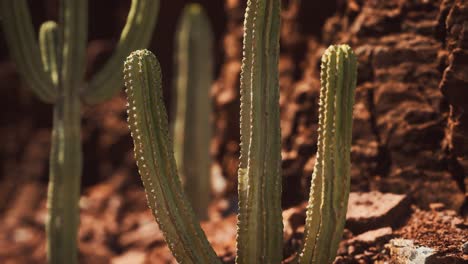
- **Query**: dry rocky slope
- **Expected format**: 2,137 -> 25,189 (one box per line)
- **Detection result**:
212,0 -> 467,212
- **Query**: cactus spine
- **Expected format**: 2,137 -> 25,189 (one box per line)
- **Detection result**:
0,1 -> 159,263
236,0 -> 283,263
173,4 -> 214,221
299,45 -> 357,264
124,50 -> 221,264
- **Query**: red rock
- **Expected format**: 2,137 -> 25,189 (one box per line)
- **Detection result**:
346,192 -> 411,234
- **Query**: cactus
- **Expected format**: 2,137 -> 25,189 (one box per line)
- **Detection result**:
299,45 -> 357,264
124,50 -> 221,263
236,0 -> 283,263
123,3 -> 357,264
0,1 -> 159,263
172,4 -> 214,221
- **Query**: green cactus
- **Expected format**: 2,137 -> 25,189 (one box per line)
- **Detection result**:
172,4 -> 214,221
123,2 -> 357,264
0,1 -> 159,263
124,50 -> 221,263
299,45 -> 357,264
236,0 -> 283,263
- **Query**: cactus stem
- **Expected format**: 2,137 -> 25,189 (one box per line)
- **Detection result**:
299,44 -> 357,264
173,3 -> 214,221
124,50 -> 220,264
47,90 -> 81,264
236,0 -> 283,263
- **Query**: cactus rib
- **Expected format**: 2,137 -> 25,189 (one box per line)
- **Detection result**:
173,3 -> 213,221
0,0 -> 56,102
84,0 -> 159,104
123,50 -> 221,264
236,0 -> 283,263
299,45 -> 357,264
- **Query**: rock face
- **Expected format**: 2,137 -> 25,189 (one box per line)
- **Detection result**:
439,0 -> 468,214
211,0 -> 467,210
324,0 -> 466,211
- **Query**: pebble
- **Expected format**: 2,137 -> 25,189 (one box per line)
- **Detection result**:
462,242 -> 468,255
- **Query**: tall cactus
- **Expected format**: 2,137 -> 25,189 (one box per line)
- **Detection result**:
124,50 -> 221,264
123,4 -> 357,264
299,45 -> 357,264
0,1 -> 159,263
236,0 -> 283,263
173,4 -> 214,221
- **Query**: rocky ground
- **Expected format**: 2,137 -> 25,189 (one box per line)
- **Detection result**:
0,0 -> 467,263
1,178 -> 466,263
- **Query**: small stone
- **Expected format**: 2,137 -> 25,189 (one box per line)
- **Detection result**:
462,242 -> 468,255
389,239 -> 435,263
429,203 -> 445,211
346,192 -> 411,234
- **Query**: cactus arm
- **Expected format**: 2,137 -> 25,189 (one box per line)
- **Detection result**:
47,91 -> 82,264
83,0 -> 159,104
299,45 -> 357,264
173,4 -> 213,221
39,21 -> 59,86
236,0 -> 283,263
123,50 -> 220,264
60,0 -> 87,89
0,0 -> 56,102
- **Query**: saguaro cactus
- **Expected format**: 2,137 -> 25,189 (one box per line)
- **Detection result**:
124,50 -> 221,263
0,1 -> 159,263
236,0 -> 283,263
299,45 -> 357,264
173,4 -> 214,221
123,4 -> 357,264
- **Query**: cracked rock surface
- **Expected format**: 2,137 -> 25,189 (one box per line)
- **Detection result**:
212,0 -> 467,211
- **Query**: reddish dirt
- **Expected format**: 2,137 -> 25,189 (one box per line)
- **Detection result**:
0,0 -> 467,263
395,206 -> 468,262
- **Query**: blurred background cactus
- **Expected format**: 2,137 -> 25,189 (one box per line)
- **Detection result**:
123,0 -> 357,262
0,0 -> 159,263
172,3 -> 214,221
